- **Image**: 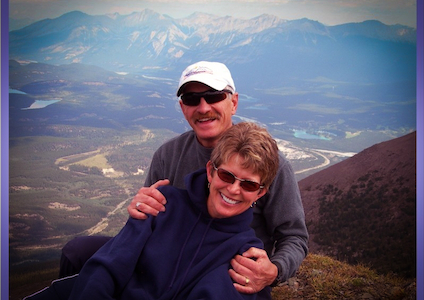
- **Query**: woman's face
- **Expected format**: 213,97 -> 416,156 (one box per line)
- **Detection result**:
206,155 -> 266,219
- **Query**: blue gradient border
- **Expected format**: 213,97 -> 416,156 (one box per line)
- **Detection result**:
416,0 -> 423,298
0,1 -> 423,299
1,0 -> 10,299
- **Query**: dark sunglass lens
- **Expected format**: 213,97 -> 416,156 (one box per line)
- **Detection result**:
217,168 -> 261,192
240,181 -> 260,192
204,92 -> 227,104
181,94 -> 200,106
181,91 -> 228,106
217,169 -> 236,184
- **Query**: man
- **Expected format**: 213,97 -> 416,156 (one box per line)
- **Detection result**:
61,61 -> 308,300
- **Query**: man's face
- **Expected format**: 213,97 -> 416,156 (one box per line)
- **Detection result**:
179,82 -> 238,148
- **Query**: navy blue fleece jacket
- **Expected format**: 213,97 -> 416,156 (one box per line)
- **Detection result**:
145,130 -> 308,284
69,169 -> 263,300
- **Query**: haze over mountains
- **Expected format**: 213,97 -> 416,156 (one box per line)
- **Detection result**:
10,10 -> 416,82
9,9 -> 416,153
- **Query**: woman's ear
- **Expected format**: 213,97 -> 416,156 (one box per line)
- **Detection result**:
256,188 -> 267,199
206,161 -> 213,183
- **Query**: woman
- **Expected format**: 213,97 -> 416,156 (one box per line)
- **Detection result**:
26,122 -> 280,300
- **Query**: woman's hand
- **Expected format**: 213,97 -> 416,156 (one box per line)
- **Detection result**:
127,179 -> 170,219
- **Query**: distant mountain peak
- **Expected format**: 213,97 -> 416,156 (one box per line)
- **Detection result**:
105,12 -> 120,20
184,11 -> 219,19
60,10 -> 90,18
330,19 -> 415,42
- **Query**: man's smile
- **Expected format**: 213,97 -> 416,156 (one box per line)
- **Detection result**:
197,117 -> 215,123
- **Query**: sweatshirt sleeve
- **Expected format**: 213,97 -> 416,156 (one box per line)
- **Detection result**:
262,154 -> 309,283
69,217 -> 154,299
187,264 -> 257,300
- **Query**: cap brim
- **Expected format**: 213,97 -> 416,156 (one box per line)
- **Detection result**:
176,74 -> 229,96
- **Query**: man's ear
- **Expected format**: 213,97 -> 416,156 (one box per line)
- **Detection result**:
231,92 -> 239,115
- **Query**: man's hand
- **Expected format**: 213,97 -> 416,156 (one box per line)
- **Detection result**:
229,247 -> 278,294
127,179 -> 170,220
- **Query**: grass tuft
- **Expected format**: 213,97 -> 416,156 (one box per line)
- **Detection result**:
271,253 -> 416,300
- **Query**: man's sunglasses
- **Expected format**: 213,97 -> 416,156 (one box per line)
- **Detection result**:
213,164 -> 264,192
180,90 -> 232,106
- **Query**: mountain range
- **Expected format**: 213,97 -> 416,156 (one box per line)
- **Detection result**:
9,9 -> 416,86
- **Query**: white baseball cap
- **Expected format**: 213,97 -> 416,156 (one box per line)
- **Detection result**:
176,61 -> 236,96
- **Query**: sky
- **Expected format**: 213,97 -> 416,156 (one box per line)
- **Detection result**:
8,0 -> 417,28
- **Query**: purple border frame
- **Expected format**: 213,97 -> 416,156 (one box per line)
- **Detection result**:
1,0 -> 10,299
0,1 -> 423,299
416,0 -> 423,298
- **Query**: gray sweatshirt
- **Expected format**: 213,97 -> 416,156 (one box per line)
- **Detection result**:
144,130 -> 308,283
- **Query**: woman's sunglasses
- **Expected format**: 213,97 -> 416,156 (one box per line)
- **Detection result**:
180,90 -> 232,106
213,164 -> 264,192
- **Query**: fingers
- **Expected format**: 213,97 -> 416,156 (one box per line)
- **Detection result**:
229,267 -> 249,285
128,207 -> 149,220
242,247 -> 267,259
229,268 -> 256,294
127,180 -> 170,219
135,188 -> 166,214
150,179 -> 170,189
230,256 -> 257,294
230,249 -> 279,292
230,256 -> 254,279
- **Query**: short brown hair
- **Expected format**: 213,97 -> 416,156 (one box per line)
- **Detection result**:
210,122 -> 279,190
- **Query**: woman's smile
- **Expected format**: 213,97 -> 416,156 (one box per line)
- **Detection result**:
220,192 -> 241,205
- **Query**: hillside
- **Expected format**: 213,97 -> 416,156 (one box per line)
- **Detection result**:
299,131 -> 416,278
271,253 -> 416,300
